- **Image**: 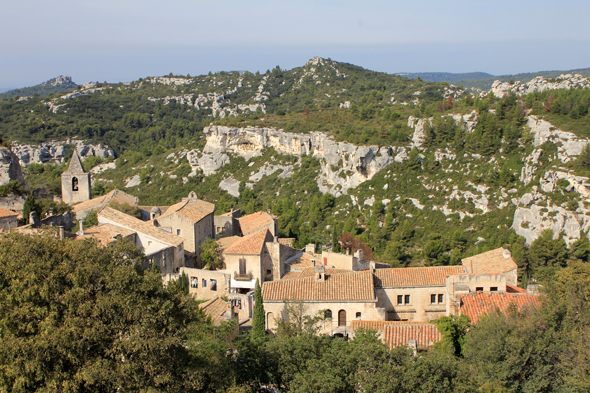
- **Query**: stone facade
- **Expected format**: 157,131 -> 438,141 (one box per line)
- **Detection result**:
61,150 -> 91,204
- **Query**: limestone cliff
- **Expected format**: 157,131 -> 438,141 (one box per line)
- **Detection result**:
187,125 -> 409,197
0,147 -> 25,186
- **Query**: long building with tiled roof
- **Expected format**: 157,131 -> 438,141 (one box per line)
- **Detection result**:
238,211 -> 278,237
383,324 -> 442,350
458,291 -> 541,324
374,266 -> 465,288
72,188 -> 139,220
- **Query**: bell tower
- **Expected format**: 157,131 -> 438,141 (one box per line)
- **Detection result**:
61,149 -> 91,204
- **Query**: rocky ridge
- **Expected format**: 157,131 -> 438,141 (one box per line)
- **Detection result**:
12,140 -> 115,167
492,74 -> 590,98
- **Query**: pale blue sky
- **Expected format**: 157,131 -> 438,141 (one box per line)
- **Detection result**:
1,0 -> 589,88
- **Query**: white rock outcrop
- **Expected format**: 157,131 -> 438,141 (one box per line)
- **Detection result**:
492,74 -> 590,99
0,147 -> 26,186
12,140 -> 115,167
527,116 -> 588,162
189,125 -> 408,196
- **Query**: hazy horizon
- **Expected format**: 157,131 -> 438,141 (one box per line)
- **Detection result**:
2,0 -> 589,88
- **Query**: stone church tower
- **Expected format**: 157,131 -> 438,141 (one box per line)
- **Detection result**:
61,150 -> 91,204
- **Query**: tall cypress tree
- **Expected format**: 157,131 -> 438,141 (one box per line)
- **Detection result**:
251,279 -> 265,342
181,271 -> 188,293
22,195 -> 36,225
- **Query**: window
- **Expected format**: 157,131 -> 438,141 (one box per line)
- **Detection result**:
72,177 -> 78,191
490,287 -> 498,292
203,279 -> 207,288
476,287 -> 483,292
239,258 -> 246,275
325,310 -> 332,319
210,279 -> 217,291
190,277 -> 198,288
266,269 -> 272,276
438,294 -> 444,303
397,295 -> 403,305
148,241 -> 152,246
162,254 -> 166,267
176,229 -> 181,236
356,312 -> 361,318
431,294 -> 437,304
404,295 -> 410,305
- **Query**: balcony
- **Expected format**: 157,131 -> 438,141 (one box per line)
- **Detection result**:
233,271 -> 253,281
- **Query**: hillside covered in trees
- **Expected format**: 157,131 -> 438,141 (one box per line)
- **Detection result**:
3,57 -> 590,287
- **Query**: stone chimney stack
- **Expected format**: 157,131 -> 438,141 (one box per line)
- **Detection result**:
315,265 -> 326,282
306,243 -> 316,255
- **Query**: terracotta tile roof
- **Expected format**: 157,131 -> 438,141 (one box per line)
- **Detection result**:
157,200 -> 215,224
374,266 -> 465,288
282,267 -> 351,280
262,270 -> 375,302
462,247 -> 518,275
350,320 -> 429,331
98,206 -> 184,247
199,296 -> 234,326
506,284 -> 527,293
224,228 -> 273,255
286,253 -> 316,271
383,324 -> 442,350
217,235 -> 241,251
238,211 -> 276,236
458,291 -> 541,324
81,224 -> 136,246
0,207 -> 17,218
73,189 -> 138,214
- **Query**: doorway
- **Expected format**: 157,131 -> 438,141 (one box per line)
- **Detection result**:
338,310 -> 346,326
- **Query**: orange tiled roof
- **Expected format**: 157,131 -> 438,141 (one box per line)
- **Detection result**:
199,296 -> 233,326
81,224 -> 136,246
157,200 -> 215,224
224,228 -> 273,255
262,270 -> 375,302
286,253 -> 316,271
506,284 -> 527,293
282,267 -> 351,280
383,324 -> 442,350
138,205 -> 170,215
374,266 -> 465,288
218,235 -> 241,251
0,207 -> 17,218
350,320 -> 429,331
458,291 -> 541,324
73,189 -> 138,214
238,211 -> 276,236
98,206 -> 184,247
462,247 -> 518,275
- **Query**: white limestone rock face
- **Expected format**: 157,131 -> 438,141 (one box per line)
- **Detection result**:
219,177 -> 241,197
12,140 -> 115,167
492,74 -> 590,99
125,175 -> 141,188
199,125 -> 404,196
527,116 -> 589,162
0,147 -> 26,186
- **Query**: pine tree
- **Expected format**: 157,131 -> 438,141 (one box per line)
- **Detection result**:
22,194 -> 36,225
251,279 -> 265,342
181,271 -> 188,293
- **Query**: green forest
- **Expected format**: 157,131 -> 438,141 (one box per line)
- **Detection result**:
1,232 -> 589,392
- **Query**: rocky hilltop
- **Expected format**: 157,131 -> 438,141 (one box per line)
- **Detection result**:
12,140 -> 114,167
492,74 -> 590,98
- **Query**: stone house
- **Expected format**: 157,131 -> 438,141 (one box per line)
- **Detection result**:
72,188 -> 139,221
262,265 -> 385,336
97,206 -> 185,278
238,211 -> 278,237
214,209 -> 241,239
461,247 -> 518,286
152,199 -> 215,265
262,247 -> 533,337
61,150 -> 91,204
0,207 -> 18,230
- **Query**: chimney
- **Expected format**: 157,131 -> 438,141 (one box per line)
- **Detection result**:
315,265 -> 326,282
78,221 -> 85,236
59,226 -> 65,240
502,248 -> 512,259
274,236 -> 278,243
346,247 -> 350,256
